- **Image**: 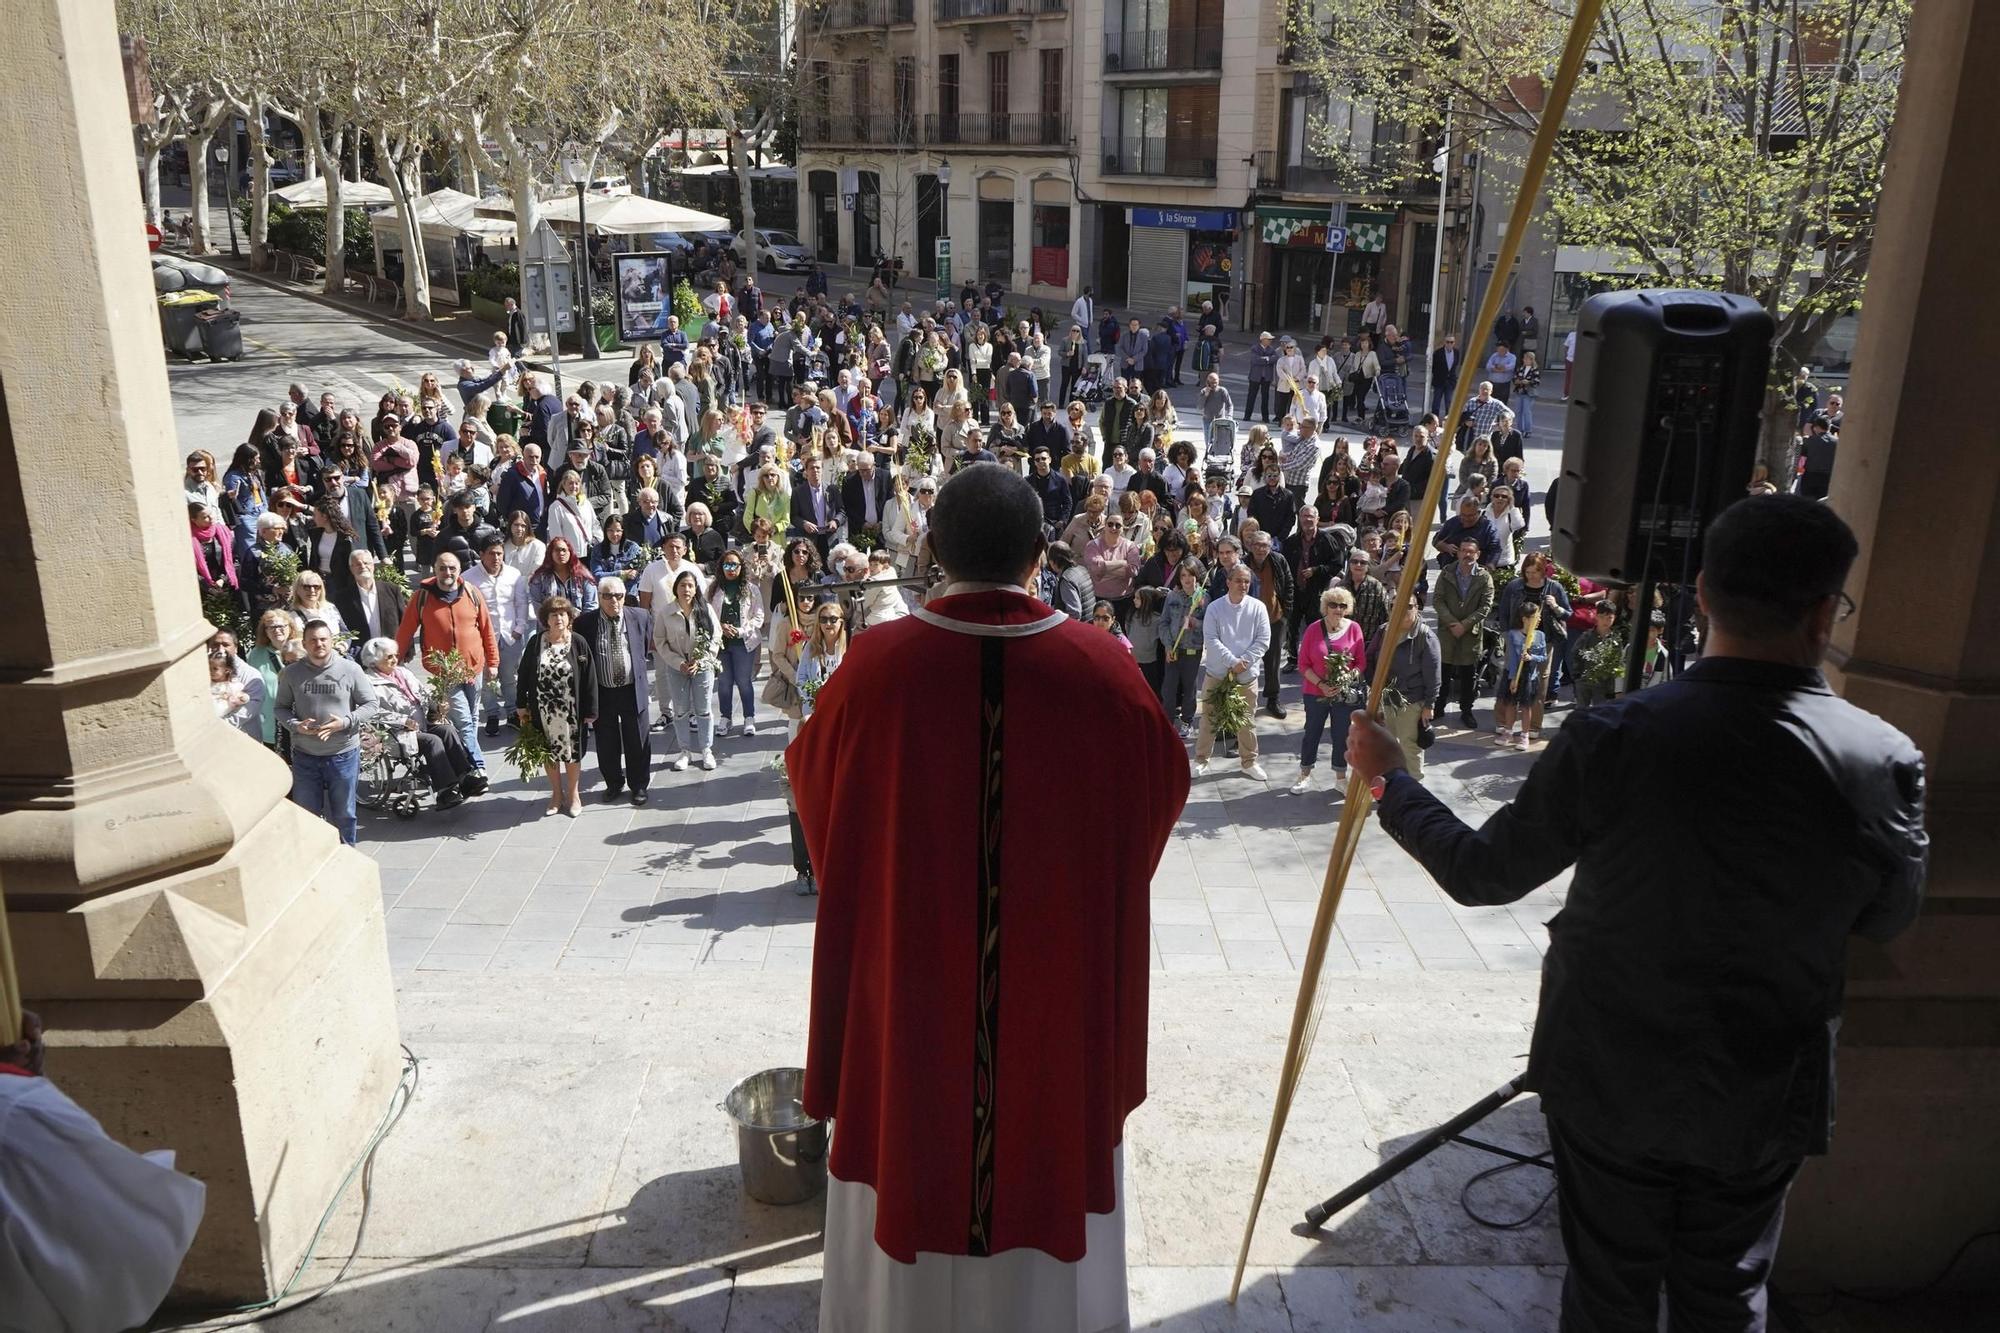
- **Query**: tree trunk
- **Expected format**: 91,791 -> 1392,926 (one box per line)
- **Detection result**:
456,144 -> 480,196
321,163 -> 347,296
139,138 -> 163,225
1757,384 -> 1799,486
187,128 -> 213,254
379,132 -> 433,320
730,126 -> 758,276
247,98 -> 272,268
510,150 -> 541,348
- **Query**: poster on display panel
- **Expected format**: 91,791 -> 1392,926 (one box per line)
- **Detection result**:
615,252 -> 674,343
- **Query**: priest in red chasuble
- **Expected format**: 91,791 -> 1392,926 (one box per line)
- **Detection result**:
789,463 -> 1190,1332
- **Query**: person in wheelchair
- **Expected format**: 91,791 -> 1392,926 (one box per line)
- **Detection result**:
358,637 -> 479,809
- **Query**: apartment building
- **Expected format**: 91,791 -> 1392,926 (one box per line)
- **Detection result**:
792,0 -> 1081,303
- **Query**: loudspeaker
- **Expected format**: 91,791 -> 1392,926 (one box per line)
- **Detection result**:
1552,290 -> 1772,585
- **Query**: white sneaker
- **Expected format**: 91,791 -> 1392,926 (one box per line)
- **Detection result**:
1243,763 -> 1270,783
1194,760 -> 1217,777
1289,771 -> 1313,795
698,749 -> 717,771
670,754 -> 690,773
741,721 -> 758,737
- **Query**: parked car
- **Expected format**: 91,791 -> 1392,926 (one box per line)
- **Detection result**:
644,231 -> 697,258
588,175 -> 632,195
733,229 -> 813,274
239,161 -> 305,191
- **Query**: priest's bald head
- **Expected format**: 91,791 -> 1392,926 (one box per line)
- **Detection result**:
930,462 -> 1047,587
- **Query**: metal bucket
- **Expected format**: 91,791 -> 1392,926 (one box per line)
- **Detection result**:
722,1067 -> 828,1205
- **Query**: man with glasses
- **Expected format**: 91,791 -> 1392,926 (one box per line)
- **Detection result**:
575,577 -> 654,806
1346,495 -> 1927,1333
1429,335 -> 1461,418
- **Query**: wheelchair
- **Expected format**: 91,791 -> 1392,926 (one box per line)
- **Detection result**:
357,723 -> 424,819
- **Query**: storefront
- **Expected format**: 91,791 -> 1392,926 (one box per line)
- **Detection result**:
1256,205 -> 1396,334
1030,177 -> 1072,290
1124,206 -> 1238,319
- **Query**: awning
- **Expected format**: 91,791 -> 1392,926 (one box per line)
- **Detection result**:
370,188 -> 516,240
1254,205 -> 1396,252
272,177 -> 393,208
474,191 -> 729,236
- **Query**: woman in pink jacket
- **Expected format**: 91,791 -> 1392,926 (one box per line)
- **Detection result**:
1292,584 -> 1366,795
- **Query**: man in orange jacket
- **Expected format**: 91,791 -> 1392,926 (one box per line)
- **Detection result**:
394,546 -> 501,788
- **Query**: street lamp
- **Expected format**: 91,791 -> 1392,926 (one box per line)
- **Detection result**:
562,147 -> 599,361
936,157 -> 952,302
214,144 -> 240,258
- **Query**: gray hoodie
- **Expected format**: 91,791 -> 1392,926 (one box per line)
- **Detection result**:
275,655 -> 381,756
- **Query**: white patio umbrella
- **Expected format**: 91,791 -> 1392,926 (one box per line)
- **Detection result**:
370,187 -> 515,240
272,177 -> 394,208
476,191 -> 728,235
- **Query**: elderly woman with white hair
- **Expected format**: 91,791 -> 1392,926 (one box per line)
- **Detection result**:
358,637 -> 477,808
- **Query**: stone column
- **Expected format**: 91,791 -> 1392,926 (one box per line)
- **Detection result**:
1781,0 -> 2000,1292
0,1 -> 401,1305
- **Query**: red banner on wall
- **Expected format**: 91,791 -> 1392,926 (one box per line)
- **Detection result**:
1031,246 -> 1069,288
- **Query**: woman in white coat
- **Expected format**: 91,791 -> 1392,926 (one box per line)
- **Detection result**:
544,469 -> 602,554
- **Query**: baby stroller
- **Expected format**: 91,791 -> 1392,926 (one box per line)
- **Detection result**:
1370,371 -> 1412,436
1074,353 -> 1114,403
1204,416 -> 1238,484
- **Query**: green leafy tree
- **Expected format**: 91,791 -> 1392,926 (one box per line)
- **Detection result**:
1290,0 -> 1906,472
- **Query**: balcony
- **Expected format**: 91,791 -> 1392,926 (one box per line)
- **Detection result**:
924,112 -> 1070,151
814,0 -> 915,28
1101,138 -> 1218,180
1252,149 -> 1423,197
803,114 -> 922,148
1104,27 -> 1224,74
934,0 -> 1065,21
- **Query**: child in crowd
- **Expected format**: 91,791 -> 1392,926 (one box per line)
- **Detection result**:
1498,601 -> 1549,750
1091,602 -> 1133,656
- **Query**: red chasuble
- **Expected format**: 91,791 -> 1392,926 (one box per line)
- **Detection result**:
789,587 -> 1189,1264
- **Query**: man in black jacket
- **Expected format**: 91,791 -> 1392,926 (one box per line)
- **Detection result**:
838,452 -> 893,549
333,549 -> 409,648
1026,447 -> 1072,534
1345,495 -> 1927,1333
1243,529 -> 1294,718
1279,506 -> 1339,670
790,454 -> 843,562
1246,467 -> 1300,546
1023,401 -> 1071,464
315,462 -> 387,560
1427,336 -> 1461,419
1002,352 -> 1037,422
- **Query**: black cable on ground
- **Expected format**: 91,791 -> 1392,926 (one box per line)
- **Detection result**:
1458,1154 -> 1558,1230
152,1044 -> 422,1330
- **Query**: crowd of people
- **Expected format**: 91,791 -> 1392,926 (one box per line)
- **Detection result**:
183,267 -> 1771,868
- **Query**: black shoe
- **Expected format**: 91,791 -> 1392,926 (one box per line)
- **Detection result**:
795,873 -> 818,897
483,718 -> 499,739
436,788 -> 465,810
601,788 -> 624,804
631,790 -> 649,807
1282,660 -> 1299,674
1460,712 -> 1478,731
461,773 -> 489,797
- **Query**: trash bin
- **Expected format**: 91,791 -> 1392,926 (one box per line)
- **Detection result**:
721,1067 -> 827,1205
197,307 -> 243,362
159,291 -> 218,359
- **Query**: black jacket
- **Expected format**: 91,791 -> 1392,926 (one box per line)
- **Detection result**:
1430,345 -> 1460,387
516,630 -> 597,747
839,470 -> 893,533
1003,366 -> 1037,419
1280,529 -> 1340,606
1247,483 -> 1300,545
1375,658 -> 1927,1170
1027,467 -> 1072,529
333,578 -> 409,649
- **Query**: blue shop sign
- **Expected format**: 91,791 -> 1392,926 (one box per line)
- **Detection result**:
1128,206 -> 1239,232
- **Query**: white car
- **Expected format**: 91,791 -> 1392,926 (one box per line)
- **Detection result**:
733,229 -> 813,274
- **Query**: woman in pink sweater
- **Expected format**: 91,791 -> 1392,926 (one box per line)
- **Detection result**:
1292,585 -> 1367,795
